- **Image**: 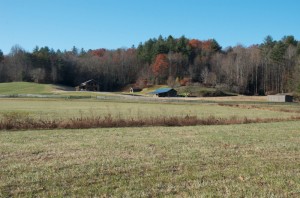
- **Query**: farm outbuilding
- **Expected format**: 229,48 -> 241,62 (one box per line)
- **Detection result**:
267,94 -> 293,102
150,88 -> 177,97
76,79 -> 100,91
130,87 -> 142,93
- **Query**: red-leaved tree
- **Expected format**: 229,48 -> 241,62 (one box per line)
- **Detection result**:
152,54 -> 169,76
152,54 -> 169,84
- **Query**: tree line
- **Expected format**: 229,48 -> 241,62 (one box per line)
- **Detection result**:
0,35 -> 300,94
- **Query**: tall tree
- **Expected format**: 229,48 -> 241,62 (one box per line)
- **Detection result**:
6,45 -> 31,81
0,49 -> 4,62
152,54 -> 169,84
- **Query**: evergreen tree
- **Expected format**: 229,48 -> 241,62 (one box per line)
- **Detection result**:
0,49 -> 4,62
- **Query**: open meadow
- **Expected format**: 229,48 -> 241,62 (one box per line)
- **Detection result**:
0,83 -> 300,196
1,121 -> 300,197
0,97 -> 300,121
2,0 -> 300,196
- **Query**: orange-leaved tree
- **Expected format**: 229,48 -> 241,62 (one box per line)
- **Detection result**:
152,54 -> 169,76
152,54 -> 169,84
188,39 -> 202,49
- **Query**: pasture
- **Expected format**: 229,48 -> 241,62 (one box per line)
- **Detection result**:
1,122 -> 300,197
0,82 -> 70,95
0,98 -> 299,121
0,85 -> 300,196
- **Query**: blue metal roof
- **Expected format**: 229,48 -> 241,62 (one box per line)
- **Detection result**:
150,88 -> 174,94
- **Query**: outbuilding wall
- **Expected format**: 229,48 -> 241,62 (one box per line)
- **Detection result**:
267,95 -> 293,102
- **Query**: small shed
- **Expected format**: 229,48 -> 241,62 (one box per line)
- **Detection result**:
76,79 -> 99,91
150,88 -> 177,97
130,87 -> 142,93
267,94 -> 293,102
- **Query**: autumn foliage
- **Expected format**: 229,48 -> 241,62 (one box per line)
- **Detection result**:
1,35 -> 300,95
152,54 -> 169,76
90,48 -> 106,57
188,39 -> 217,52
188,39 -> 202,49
202,40 -> 215,52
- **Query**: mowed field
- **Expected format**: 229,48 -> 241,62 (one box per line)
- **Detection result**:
1,85 -> 300,197
1,121 -> 300,197
0,98 -> 300,121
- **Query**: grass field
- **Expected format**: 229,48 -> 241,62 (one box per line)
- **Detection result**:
0,98 -> 299,121
0,82 -> 63,95
1,122 -> 300,197
1,82 -> 300,196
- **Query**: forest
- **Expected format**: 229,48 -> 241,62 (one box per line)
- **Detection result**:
0,35 -> 300,95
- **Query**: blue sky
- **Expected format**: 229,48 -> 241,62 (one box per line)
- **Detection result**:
1,0 -> 300,54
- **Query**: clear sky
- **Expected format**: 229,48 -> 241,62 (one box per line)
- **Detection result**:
1,0 -> 300,54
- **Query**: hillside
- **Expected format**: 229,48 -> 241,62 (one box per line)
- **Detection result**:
1,35 -> 300,95
0,82 -> 73,95
175,86 -> 236,97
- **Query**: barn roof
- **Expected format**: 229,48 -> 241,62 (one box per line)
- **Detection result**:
80,79 -> 97,86
150,88 -> 175,94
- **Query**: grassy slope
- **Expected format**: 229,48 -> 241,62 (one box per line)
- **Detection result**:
0,82 -> 120,97
1,121 -> 299,197
0,82 -> 73,95
176,86 -> 237,97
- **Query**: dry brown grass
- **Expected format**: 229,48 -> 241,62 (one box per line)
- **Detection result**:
218,103 -> 300,113
1,112 -> 300,131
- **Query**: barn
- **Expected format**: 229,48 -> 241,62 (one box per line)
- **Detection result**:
150,88 -> 177,97
267,94 -> 293,102
76,79 -> 100,91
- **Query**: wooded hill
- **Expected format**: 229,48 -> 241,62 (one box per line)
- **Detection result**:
0,35 -> 300,95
